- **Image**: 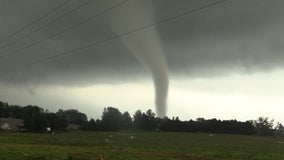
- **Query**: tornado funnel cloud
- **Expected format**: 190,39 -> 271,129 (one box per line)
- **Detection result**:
154,68 -> 168,117
121,32 -> 169,117
109,1 -> 169,117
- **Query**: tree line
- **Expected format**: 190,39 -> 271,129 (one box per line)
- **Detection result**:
0,101 -> 283,136
0,101 -> 87,132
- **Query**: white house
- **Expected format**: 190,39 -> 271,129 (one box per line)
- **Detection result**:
0,118 -> 24,131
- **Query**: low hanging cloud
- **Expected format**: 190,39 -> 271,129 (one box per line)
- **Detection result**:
157,0 -> 284,77
0,0 -> 284,87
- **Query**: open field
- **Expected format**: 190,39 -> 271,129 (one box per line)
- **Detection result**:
0,131 -> 283,160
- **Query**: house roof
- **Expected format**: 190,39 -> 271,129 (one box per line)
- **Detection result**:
0,118 -> 23,124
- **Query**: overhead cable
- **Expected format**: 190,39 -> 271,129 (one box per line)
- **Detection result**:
6,0 -> 228,72
0,0 -> 93,51
0,0 -> 71,44
0,0 -> 130,59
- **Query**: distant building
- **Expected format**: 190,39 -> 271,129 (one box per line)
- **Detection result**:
0,118 -> 24,132
278,129 -> 284,135
66,123 -> 80,131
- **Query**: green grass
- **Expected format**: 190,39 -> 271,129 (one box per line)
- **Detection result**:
0,131 -> 283,160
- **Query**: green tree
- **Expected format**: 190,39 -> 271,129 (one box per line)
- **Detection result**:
120,111 -> 132,129
45,112 -> 67,131
254,117 -> 274,136
101,107 -> 122,131
275,122 -> 284,137
55,109 -> 68,130
63,109 -> 87,125
81,118 -> 99,131
133,110 -> 143,129
23,105 -> 48,132
144,109 -> 156,129
133,109 -> 157,130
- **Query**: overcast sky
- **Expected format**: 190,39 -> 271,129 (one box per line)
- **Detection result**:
0,0 -> 284,123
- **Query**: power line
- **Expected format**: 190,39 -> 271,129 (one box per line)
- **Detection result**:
7,0 -> 228,72
0,0 -> 130,59
0,0 -> 71,44
0,0 -> 94,51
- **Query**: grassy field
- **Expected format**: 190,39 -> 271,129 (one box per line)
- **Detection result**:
0,131 -> 283,160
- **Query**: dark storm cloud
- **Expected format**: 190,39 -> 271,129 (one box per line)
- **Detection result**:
0,0 -> 146,85
1,0 -> 284,86
157,0 -> 284,76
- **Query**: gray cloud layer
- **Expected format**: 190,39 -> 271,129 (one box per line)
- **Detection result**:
0,0 -> 284,86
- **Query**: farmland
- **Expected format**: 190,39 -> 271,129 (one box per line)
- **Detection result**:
0,131 -> 283,160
